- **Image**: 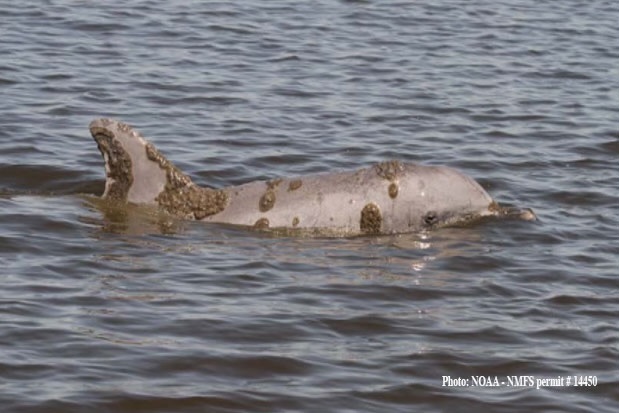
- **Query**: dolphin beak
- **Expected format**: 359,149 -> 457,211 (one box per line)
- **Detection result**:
494,205 -> 537,221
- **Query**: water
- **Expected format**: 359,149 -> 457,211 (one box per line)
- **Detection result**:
1,1 -> 618,412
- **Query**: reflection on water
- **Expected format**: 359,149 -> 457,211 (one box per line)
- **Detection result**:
81,195 -> 190,236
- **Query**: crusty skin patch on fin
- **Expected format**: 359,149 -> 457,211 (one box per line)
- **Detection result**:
144,140 -> 229,219
90,123 -> 134,201
90,118 -> 170,204
145,142 -> 193,189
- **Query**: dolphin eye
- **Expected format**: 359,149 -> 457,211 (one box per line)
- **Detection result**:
424,211 -> 439,226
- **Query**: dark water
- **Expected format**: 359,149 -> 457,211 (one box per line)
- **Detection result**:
1,1 -> 618,412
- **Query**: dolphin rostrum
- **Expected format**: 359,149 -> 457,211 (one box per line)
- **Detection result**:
89,118 -> 535,236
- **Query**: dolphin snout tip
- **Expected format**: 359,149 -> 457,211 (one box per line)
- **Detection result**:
493,205 -> 537,221
519,208 -> 537,221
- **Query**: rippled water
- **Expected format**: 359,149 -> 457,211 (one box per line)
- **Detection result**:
1,1 -> 618,412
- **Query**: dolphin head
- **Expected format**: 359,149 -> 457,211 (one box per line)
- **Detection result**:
408,165 -> 534,230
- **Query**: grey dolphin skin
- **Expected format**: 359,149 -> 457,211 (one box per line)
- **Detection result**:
89,118 -> 535,236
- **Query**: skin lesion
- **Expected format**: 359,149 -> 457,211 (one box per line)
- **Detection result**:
374,160 -> 403,181
254,217 -> 270,229
388,182 -> 399,199
288,179 -> 302,191
144,142 -> 193,189
91,129 -> 134,201
156,185 -> 229,220
360,203 -> 382,234
259,190 -> 276,212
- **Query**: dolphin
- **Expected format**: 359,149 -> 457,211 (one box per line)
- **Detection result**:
88,118 -> 535,236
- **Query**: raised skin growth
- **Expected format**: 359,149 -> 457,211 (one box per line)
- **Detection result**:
259,190 -> 276,212
288,180 -> 302,191
360,203 -> 382,234
89,118 -> 535,236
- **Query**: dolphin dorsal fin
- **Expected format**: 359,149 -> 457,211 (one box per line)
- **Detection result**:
89,118 -> 228,219
89,118 -> 193,204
